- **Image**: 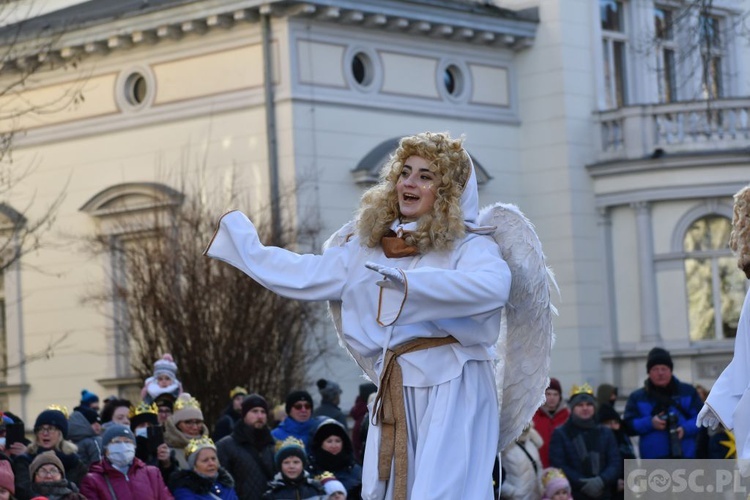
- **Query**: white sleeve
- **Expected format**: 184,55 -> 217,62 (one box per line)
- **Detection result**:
205,210 -> 348,301
376,237 -> 510,326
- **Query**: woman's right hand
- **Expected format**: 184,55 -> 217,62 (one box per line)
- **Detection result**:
8,441 -> 27,456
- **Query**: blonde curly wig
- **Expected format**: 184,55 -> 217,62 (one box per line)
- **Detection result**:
356,132 -> 471,253
729,184 -> 750,278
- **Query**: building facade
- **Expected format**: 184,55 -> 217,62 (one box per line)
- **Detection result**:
0,0 -> 746,424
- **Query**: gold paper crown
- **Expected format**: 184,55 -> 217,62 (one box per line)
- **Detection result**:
185,435 -> 215,457
541,467 -> 568,487
229,386 -> 248,399
569,383 -> 594,397
47,404 -> 69,419
174,394 -> 201,412
315,471 -> 336,483
129,401 -> 158,419
274,436 -> 305,453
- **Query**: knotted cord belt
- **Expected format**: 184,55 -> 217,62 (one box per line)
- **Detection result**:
372,335 -> 459,499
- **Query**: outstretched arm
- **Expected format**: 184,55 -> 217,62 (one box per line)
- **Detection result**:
205,211 -> 348,301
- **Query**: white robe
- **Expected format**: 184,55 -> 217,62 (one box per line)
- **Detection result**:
705,287 -> 750,465
205,210 -> 511,499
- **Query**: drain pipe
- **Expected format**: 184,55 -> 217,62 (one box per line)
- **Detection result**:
260,6 -> 282,246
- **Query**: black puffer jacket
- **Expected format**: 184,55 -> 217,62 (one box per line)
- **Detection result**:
216,423 -> 275,499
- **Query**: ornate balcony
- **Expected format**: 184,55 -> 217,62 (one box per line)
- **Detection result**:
597,98 -> 750,162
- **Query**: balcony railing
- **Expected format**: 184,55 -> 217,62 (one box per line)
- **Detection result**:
597,98 -> 750,162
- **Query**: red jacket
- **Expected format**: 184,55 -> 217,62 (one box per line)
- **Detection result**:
79,457 -> 173,500
532,405 -> 570,468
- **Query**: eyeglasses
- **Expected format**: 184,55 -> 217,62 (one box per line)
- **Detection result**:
292,403 -> 311,411
37,425 -> 59,435
181,419 -> 203,426
36,466 -> 62,478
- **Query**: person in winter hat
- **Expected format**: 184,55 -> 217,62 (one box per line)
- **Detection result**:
67,405 -> 102,469
319,472 -> 347,500
0,456 -> 14,499
165,393 -> 209,470
169,436 -> 238,499
212,386 -> 248,442
541,468 -> 573,500
313,379 -> 348,430
78,390 -> 100,412
271,390 -> 320,450
533,377 -> 570,468
623,347 -> 702,459
550,384 -> 620,499
308,418 -> 362,498
262,437 -> 325,499
79,424 -> 171,499
11,407 -> 87,500
499,422 -> 544,499
29,451 -> 86,500
142,353 -> 183,404
216,394 -> 275,499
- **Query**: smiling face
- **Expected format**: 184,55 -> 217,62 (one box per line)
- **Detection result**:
281,455 -> 304,480
395,155 -> 437,221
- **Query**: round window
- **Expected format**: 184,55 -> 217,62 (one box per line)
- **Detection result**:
443,64 -> 463,96
351,52 -> 373,87
125,73 -> 148,106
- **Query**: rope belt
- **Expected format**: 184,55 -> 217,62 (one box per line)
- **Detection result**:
372,335 -> 459,499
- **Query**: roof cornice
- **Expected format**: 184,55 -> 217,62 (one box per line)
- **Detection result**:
0,0 -> 537,71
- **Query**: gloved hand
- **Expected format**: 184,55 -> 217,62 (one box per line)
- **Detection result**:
365,261 -> 405,291
696,404 -> 719,430
580,476 -> 605,498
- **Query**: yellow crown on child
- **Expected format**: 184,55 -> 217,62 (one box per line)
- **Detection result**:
229,386 -> 248,399
47,404 -> 69,419
315,471 -> 336,482
570,383 -> 594,397
174,394 -> 201,412
542,467 -> 568,487
185,435 -> 215,457
129,401 -> 158,419
275,436 -> 305,453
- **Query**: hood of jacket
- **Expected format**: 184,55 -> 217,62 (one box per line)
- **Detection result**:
68,411 -> 96,442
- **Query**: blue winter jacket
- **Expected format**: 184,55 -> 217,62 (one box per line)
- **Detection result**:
271,417 -> 322,450
623,376 -> 702,459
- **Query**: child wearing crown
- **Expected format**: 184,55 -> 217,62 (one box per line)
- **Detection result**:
263,437 -> 326,499
541,468 -> 572,500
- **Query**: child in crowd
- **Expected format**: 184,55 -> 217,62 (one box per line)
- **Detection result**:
263,437 -> 325,500
541,467 -> 573,500
142,354 -> 183,404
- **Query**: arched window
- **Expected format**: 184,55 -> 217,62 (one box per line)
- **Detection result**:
683,215 -> 746,340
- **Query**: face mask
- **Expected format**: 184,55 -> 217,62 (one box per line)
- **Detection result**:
107,442 -> 135,467
134,427 -> 148,438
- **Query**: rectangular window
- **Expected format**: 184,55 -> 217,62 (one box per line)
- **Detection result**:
655,8 -> 677,103
700,15 -> 723,99
601,0 -> 628,108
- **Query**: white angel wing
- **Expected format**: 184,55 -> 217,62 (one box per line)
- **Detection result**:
476,202 -> 558,451
323,221 -> 378,383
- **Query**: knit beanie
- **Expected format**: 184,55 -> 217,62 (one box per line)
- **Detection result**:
102,424 -> 135,448
312,418 -> 350,452
172,393 -> 203,424
0,459 -> 14,494
185,436 -> 216,469
285,390 -> 314,414
29,451 -> 64,480
317,379 -> 342,403
542,468 -> 571,499
321,475 -> 347,497
153,353 -> 179,380
647,347 -> 673,372
241,394 -> 269,418
547,377 -> 562,395
34,409 -> 69,439
568,383 -> 597,409
275,436 -> 308,469
77,406 -> 101,425
80,389 -> 99,407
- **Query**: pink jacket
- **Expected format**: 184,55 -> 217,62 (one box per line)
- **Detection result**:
79,457 -> 173,500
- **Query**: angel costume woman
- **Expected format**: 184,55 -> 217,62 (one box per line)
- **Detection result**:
697,184 -> 750,473
204,132 -> 554,499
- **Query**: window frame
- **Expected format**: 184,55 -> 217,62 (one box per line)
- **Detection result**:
600,0 -> 629,109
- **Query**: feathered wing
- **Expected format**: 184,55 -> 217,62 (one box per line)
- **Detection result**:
323,220 -> 378,383
477,202 -> 558,452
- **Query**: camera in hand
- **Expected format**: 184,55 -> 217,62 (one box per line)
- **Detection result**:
660,412 -> 683,458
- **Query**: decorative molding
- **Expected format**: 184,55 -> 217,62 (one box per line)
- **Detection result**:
594,182 -> 749,208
